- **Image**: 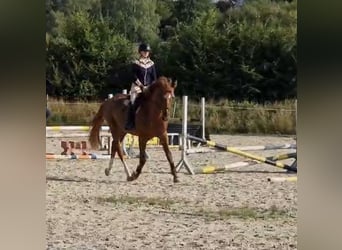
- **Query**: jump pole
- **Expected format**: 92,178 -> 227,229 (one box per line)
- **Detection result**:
46,126 -> 110,131
197,152 -> 297,174
267,176 -> 297,182
233,144 -> 296,151
175,96 -> 195,175
267,152 -> 297,161
187,134 -> 297,173
201,97 -> 205,140
196,160 -> 258,174
46,154 -> 113,160
186,143 -> 296,154
185,97 -> 207,153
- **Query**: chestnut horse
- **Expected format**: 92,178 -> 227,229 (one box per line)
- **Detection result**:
89,76 -> 179,183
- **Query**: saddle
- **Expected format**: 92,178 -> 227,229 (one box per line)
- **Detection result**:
113,91 -> 168,121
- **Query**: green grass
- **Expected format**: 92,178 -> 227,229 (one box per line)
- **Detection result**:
196,205 -> 289,221
96,195 -> 290,220
47,97 -> 297,135
47,99 -> 100,125
97,195 -> 177,209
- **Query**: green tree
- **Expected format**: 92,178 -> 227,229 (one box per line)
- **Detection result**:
173,0 -> 215,24
96,0 -> 161,43
164,9 -> 223,98
46,10 -> 134,100
156,0 -> 296,102
46,0 -> 297,102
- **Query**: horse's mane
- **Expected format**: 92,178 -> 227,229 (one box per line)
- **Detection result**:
141,76 -> 170,99
149,76 -> 169,92
113,93 -> 129,101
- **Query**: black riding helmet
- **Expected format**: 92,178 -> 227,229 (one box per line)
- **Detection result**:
138,43 -> 151,52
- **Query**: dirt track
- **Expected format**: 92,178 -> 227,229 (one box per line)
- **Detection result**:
46,134 -> 297,250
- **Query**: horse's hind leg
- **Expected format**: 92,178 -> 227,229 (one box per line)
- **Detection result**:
105,139 -> 118,176
160,133 -> 179,183
127,137 -> 148,181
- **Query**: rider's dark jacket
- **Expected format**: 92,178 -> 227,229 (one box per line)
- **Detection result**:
132,57 -> 157,86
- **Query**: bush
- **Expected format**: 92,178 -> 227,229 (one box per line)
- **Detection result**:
46,11 -> 135,101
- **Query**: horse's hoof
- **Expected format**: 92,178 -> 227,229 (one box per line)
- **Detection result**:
174,178 -> 180,183
105,168 -> 110,176
127,175 -> 134,181
127,172 -> 136,181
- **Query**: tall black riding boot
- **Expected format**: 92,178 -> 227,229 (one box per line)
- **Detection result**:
125,103 -> 136,130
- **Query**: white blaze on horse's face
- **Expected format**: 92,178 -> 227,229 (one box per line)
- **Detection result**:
163,90 -> 174,110
164,92 -> 172,100
165,88 -> 175,99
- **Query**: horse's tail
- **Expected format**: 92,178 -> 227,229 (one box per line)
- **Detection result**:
89,103 -> 105,149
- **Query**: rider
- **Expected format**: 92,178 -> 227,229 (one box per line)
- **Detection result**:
125,43 -> 157,130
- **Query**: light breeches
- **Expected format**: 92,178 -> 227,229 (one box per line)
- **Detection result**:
130,83 -> 142,104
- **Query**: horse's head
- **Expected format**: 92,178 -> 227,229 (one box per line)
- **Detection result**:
164,77 -> 177,102
145,76 -> 177,120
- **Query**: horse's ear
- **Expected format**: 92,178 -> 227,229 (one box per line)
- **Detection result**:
171,78 -> 177,88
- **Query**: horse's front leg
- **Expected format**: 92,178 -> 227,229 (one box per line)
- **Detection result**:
116,133 -> 132,180
127,137 -> 148,181
160,133 -> 179,183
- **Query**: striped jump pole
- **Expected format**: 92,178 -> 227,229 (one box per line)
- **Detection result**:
197,152 -> 297,174
233,144 -> 296,151
46,154 -> 114,160
196,160 -> 258,174
266,152 -> 297,161
186,144 -> 296,154
187,134 -> 297,173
